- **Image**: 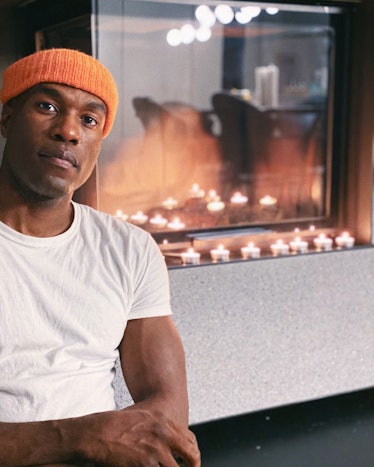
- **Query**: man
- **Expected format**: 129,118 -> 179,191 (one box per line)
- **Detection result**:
0,48 -> 200,466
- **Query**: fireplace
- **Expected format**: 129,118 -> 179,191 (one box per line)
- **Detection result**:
28,0 -> 370,265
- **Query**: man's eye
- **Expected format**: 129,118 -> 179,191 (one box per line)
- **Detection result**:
38,102 -> 57,112
82,115 -> 98,127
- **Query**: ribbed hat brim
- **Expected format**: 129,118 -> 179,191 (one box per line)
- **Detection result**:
0,48 -> 118,138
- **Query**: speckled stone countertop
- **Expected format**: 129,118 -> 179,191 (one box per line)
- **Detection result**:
114,247 -> 374,425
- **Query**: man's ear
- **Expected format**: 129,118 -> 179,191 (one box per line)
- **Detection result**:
0,103 -> 13,138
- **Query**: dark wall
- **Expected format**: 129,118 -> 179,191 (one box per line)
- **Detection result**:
14,0 -> 91,56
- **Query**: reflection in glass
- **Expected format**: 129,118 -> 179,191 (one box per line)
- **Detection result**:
95,1 -> 338,239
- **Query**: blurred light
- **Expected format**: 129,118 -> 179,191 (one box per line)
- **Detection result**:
266,7 -> 279,15
195,5 -> 216,27
235,9 -> 253,24
215,4 -> 234,25
243,6 -> 261,18
195,26 -> 212,42
180,24 -> 195,44
166,28 -> 181,46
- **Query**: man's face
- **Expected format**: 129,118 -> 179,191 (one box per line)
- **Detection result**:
0,83 -> 107,201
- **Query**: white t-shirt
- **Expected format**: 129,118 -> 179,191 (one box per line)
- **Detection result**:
0,202 -> 172,422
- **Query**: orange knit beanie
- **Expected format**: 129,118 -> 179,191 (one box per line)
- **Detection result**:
0,48 -> 118,138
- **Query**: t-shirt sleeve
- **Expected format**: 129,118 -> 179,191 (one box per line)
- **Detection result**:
128,233 -> 172,320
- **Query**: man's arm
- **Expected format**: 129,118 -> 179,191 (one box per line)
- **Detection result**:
0,316 -> 200,466
120,315 -> 189,424
117,315 -> 200,464
77,316 -> 200,466
0,416 -> 86,466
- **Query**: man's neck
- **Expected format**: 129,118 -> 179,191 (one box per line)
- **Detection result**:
0,191 -> 75,238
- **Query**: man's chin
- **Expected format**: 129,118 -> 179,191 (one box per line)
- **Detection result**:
45,176 -> 75,197
22,178 -> 75,203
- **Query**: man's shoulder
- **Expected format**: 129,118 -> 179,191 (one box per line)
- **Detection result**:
73,202 -> 151,243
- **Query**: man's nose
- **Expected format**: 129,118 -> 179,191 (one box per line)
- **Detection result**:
51,113 -> 80,144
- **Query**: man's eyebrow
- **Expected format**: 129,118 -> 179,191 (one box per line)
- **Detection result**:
85,100 -> 107,114
28,84 -> 107,114
28,84 -> 64,100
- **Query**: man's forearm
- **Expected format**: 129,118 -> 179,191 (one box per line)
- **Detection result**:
0,418 -> 81,467
0,407 -> 200,467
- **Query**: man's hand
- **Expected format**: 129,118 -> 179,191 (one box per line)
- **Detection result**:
76,405 -> 200,466
0,403 -> 200,467
26,405 -> 200,467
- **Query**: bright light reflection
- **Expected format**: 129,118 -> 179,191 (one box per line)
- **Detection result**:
166,28 -> 181,46
180,24 -> 195,44
195,5 -> 216,27
215,4 -> 234,25
235,10 -> 252,24
243,6 -> 261,18
195,26 -> 212,42
236,6 -> 262,24
266,7 -> 279,15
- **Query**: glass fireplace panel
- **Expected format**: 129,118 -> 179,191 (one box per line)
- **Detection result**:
94,0 -> 340,240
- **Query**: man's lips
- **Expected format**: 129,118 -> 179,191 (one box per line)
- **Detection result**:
39,150 -> 78,168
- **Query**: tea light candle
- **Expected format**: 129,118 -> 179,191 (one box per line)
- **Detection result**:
149,214 -> 168,228
241,242 -> 260,259
181,248 -> 201,265
206,189 -> 218,202
207,197 -> 225,212
230,191 -> 248,205
210,244 -> 230,262
162,197 -> 178,210
259,195 -> 277,206
130,211 -> 148,225
335,231 -> 355,248
270,239 -> 290,256
115,209 -> 128,221
313,233 -> 333,251
167,217 -> 186,230
188,183 -> 205,199
289,236 -> 308,254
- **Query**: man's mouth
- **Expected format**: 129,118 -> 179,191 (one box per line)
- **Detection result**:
39,150 -> 78,168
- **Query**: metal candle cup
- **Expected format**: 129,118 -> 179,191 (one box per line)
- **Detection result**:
313,234 -> 333,251
241,242 -> 260,259
270,239 -> 290,256
130,211 -> 148,225
181,248 -> 201,265
289,237 -> 308,254
210,244 -> 230,262
335,232 -> 355,248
